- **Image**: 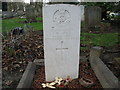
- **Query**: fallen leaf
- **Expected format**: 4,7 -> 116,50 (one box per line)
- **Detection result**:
20,69 -> 24,72
5,80 -> 13,86
3,67 -> 8,71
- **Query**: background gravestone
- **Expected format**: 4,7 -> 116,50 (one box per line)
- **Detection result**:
43,4 -> 81,81
85,6 -> 101,27
26,5 -> 36,22
34,2 -> 43,17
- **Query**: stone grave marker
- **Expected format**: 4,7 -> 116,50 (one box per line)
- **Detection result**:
43,4 -> 81,81
85,6 -> 101,27
26,5 -> 36,22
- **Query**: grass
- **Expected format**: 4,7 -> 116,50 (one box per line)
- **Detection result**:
81,33 -> 118,47
2,17 -> 43,34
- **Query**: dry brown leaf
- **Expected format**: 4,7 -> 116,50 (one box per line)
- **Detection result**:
5,80 -> 13,86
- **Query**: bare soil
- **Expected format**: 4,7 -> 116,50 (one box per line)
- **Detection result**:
2,30 -> 44,88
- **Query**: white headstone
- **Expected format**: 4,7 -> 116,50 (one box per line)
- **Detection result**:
43,4 -> 81,81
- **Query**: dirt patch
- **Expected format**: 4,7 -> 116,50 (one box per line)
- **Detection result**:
32,62 -> 102,89
2,30 -> 44,88
82,20 -> 120,33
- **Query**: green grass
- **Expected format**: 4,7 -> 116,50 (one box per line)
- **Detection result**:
28,22 -> 43,30
2,17 -> 43,34
81,33 -> 118,47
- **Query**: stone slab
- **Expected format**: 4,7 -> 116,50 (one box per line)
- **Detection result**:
17,62 -> 36,89
90,47 -> 120,89
43,4 -> 81,81
34,59 -> 44,66
85,6 -> 101,27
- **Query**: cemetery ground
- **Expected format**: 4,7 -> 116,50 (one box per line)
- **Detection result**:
2,16 -> 120,89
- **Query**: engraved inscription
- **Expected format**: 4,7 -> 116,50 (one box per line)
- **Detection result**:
53,9 -> 71,25
56,41 -> 68,51
52,31 -> 71,39
56,48 -> 68,50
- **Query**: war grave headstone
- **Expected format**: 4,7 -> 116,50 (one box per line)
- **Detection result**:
43,4 -> 81,81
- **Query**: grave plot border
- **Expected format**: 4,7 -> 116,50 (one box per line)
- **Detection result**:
16,59 -> 44,89
17,47 -> 120,89
90,46 -> 120,89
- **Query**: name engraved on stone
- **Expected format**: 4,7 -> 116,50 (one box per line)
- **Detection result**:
52,31 -> 71,39
56,48 -> 68,50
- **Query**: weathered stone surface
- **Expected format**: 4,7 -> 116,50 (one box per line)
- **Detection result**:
43,4 -> 81,81
34,59 -> 44,66
17,62 -> 36,89
85,6 -> 101,27
26,5 -> 36,22
90,46 -> 119,88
